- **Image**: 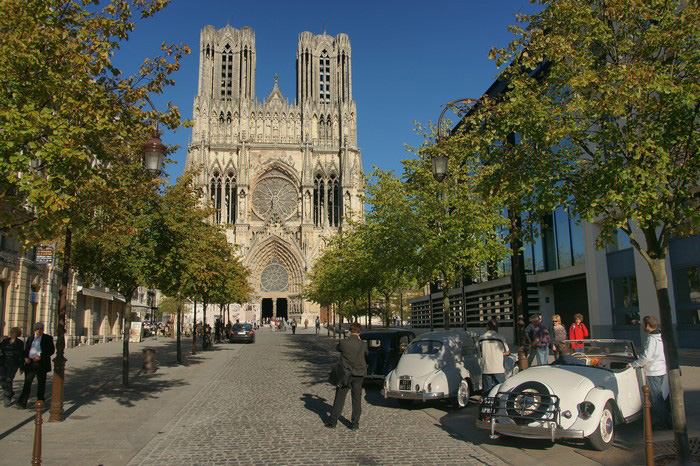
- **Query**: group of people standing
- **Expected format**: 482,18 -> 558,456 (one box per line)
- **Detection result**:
0,322 -> 55,409
523,312 -> 590,366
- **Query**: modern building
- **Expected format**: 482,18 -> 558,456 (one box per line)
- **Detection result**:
409,85 -> 700,349
185,25 -> 364,324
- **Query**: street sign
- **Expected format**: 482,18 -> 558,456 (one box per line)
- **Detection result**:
35,245 -> 55,264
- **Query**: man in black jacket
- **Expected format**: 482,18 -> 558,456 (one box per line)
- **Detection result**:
326,322 -> 368,430
17,322 -> 55,409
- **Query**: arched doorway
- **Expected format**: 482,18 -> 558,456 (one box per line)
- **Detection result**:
277,298 -> 288,319
261,298 -> 273,319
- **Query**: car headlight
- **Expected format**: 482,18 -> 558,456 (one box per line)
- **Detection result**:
578,401 -> 596,420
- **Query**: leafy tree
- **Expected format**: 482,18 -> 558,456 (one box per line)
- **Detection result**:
454,0 -> 699,459
0,0 -> 187,241
156,296 -> 180,319
72,155 -> 158,387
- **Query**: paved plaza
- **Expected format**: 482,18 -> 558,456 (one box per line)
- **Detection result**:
130,328 -> 506,466
1,328 -> 700,465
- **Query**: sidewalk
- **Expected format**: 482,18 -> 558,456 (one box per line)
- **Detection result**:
0,335 -> 240,465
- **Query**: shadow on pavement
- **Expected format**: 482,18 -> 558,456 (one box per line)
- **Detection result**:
300,393 -> 331,422
0,339 -> 223,440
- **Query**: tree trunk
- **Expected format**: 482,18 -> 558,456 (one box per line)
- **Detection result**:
442,280 -> 452,331
176,299 -> 182,364
647,256 -> 691,464
385,294 -> 391,328
367,289 -> 372,330
509,208 -> 528,347
203,299 -> 207,349
49,226 -> 71,422
192,300 -> 197,355
122,296 -> 133,387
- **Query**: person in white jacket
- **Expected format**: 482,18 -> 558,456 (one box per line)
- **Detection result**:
631,315 -> 672,429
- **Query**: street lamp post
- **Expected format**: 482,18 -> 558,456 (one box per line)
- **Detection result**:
431,98 -> 528,344
431,98 -> 476,331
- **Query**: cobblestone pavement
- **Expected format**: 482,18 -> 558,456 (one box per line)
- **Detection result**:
130,328 -> 507,466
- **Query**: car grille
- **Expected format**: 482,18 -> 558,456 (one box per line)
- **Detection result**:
481,391 -> 560,426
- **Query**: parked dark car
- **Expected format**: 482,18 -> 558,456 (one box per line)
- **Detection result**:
230,323 -> 255,344
360,328 -> 415,382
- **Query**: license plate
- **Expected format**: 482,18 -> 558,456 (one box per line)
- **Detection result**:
399,379 -> 412,391
237,332 -> 246,335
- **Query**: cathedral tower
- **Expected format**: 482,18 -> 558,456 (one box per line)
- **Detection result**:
186,25 -> 363,323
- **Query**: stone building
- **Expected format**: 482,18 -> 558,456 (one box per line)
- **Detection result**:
185,25 -> 364,323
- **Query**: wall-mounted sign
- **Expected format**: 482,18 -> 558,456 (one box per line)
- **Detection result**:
35,245 -> 55,264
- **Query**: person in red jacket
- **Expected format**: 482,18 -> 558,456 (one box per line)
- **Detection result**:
569,313 -> 589,349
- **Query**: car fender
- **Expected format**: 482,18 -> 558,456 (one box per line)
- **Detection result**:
569,387 -> 617,438
425,369 -> 451,395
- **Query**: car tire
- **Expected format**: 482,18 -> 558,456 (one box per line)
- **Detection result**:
457,379 -> 471,408
397,399 -> 413,408
588,401 -> 615,451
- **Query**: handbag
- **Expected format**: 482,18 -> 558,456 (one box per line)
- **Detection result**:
328,362 -> 352,388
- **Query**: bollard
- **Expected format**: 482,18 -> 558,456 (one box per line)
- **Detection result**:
32,400 -> 44,465
142,349 -> 158,373
642,385 -> 653,466
518,346 -> 529,371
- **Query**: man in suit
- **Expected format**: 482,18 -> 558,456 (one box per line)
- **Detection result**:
16,322 -> 55,409
326,322 -> 368,430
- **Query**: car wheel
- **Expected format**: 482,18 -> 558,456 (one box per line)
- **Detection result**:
397,399 -> 413,408
588,401 -> 615,451
457,379 -> 471,408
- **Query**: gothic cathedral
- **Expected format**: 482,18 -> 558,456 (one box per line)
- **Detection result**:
186,24 -> 363,323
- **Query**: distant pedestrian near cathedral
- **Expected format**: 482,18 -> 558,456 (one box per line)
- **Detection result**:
186,24 -> 364,327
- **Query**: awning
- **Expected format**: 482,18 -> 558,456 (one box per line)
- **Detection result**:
78,286 -> 122,302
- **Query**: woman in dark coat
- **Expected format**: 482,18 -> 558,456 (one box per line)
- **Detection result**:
1,327 -> 24,407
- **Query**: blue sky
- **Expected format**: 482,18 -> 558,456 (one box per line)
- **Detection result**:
114,0 -> 537,181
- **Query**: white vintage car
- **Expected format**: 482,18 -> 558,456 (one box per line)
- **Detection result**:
383,330 -> 518,408
477,339 -> 644,450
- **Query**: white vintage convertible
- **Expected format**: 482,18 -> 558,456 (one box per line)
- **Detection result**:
383,330 -> 518,408
477,339 -> 644,450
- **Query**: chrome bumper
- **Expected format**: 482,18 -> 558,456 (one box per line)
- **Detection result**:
383,389 -> 446,401
476,418 -> 584,441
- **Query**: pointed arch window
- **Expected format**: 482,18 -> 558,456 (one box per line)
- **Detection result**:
328,174 -> 341,227
320,51 -> 330,103
219,112 -> 224,124
221,44 -> 233,100
210,171 -> 223,224
224,171 -> 237,224
226,111 -> 232,124
314,173 -> 324,227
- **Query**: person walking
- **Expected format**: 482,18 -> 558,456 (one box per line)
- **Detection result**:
569,313 -> 589,350
550,314 -> 567,359
291,319 -> 297,335
304,319 -> 309,330
524,314 -> 538,366
478,319 -> 510,395
1,327 -> 24,407
326,322 -> 368,430
17,322 -> 54,409
315,316 -> 321,335
530,315 -> 550,366
631,315 -> 672,429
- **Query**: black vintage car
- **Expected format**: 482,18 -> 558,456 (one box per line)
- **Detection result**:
360,328 -> 416,382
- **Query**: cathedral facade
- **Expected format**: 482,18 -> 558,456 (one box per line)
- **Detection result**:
186,25 -> 363,323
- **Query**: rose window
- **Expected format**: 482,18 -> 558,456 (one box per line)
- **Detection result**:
261,258 -> 289,292
252,177 -> 297,220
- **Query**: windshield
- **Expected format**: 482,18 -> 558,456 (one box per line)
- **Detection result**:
405,340 -> 443,355
566,340 -> 636,358
233,324 -> 251,332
